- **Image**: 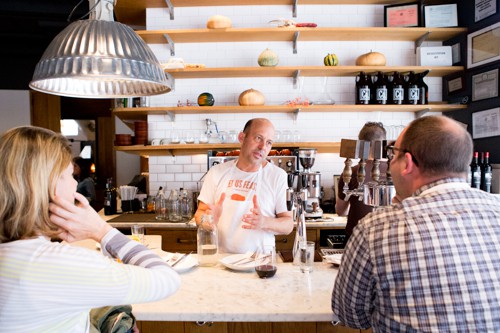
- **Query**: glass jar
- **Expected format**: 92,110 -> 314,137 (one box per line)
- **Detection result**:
167,189 -> 182,222
197,214 -> 219,266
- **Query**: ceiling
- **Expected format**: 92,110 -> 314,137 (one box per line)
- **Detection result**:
0,0 -> 89,90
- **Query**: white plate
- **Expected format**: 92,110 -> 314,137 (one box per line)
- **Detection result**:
162,252 -> 199,273
219,253 -> 257,271
324,254 -> 343,266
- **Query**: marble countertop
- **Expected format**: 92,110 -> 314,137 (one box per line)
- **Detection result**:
71,234 -> 341,323
133,258 -> 340,322
100,211 -> 347,229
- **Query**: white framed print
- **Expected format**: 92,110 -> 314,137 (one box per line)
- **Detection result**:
467,22 -> 500,69
472,107 -> 500,139
424,4 -> 458,27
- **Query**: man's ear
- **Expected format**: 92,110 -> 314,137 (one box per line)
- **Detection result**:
238,131 -> 245,143
401,152 -> 417,176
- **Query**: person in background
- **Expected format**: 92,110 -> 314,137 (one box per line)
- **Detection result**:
332,116 -> 500,332
194,118 -> 293,253
335,122 -> 387,246
73,156 -> 96,206
0,126 -> 180,332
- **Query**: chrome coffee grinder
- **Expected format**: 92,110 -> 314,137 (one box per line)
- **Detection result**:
298,148 -> 323,219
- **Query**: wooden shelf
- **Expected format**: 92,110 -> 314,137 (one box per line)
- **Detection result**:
114,142 -> 341,156
164,66 -> 464,80
137,27 -> 466,55
115,0 -> 432,27
114,104 -> 467,122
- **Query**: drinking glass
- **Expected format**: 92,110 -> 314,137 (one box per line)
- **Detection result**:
300,241 -> 315,273
131,224 -> 144,244
255,246 -> 277,279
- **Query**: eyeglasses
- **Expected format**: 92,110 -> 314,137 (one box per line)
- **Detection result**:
386,145 -> 419,166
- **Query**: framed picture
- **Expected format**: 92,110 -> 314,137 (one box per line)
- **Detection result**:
384,2 -> 421,27
472,68 -> 499,101
475,0 -> 497,23
472,107 -> 500,139
423,4 -> 458,27
467,22 -> 500,68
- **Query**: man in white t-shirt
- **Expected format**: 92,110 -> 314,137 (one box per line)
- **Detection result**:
195,118 -> 294,253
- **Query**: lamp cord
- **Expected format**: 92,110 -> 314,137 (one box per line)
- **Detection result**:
67,0 -> 102,22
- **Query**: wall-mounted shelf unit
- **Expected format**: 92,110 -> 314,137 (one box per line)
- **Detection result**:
137,27 -> 467,55
115,0 -> 438,25
114,142 -> 341,156
114,104 -> 467,124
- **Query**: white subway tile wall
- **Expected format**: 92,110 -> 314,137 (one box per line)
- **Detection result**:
142,5 -> 444,200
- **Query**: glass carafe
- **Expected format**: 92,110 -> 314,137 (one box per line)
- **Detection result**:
197,215 -> 219,266
167,189 -> 182,222
180,189 -> 193,222
155,187 -> 168,220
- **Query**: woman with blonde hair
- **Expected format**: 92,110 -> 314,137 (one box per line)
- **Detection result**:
0,126 -> 180,332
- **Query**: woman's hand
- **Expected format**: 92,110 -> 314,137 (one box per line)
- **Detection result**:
49,192 -> 112,243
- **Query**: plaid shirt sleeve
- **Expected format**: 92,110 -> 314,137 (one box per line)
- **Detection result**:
331,220 -> 374,329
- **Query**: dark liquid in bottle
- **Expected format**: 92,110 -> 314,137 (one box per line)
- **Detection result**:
256,265 -> 277,278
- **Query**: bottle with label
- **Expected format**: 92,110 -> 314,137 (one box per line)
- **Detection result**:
374,71 -> 388,104
355,71 -> 371,105
405,71 -> 419,105
155,187 -> 168,220
471,152 -> 481,189
167,189 -> 182,222
481,152 -> 492,192
197,214 -> 219,266
416,70 -> 429,105
103,178 -> 117,215
368,73 -> 377,104
391,71 -> 405,105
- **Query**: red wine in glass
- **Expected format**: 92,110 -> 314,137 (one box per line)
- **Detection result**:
255,264 -> 277,278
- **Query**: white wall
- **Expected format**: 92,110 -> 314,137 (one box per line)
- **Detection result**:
145,5 -> 443,200
0,90 -> 31,133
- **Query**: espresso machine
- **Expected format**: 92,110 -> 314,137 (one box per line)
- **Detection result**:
297,148 -> 323,219
339,139 -> 395,207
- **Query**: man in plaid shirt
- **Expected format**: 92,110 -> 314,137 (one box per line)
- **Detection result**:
332,115 -> 500,332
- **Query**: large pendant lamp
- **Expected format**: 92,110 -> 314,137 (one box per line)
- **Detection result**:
29,0 -> 170,98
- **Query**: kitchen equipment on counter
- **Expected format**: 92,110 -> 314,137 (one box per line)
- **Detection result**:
339,139 -> 395,207
297,148 -> 323,219
207,149 -> 298,173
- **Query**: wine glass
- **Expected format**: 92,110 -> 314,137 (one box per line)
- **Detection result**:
255,246 -> 277,279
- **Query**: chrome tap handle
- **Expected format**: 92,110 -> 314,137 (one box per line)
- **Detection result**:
372,158 -> 380,182
357,158 -> 366,188
342,158 -> 352,192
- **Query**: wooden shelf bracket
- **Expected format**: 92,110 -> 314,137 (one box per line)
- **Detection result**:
293,31 -> 299,54
415,32 -> 430,51
293,0 -> 298,17
165,72 -> 175,90
293,69 -> 301,88
415,108 -> 430,118
164,0 -> 174,20
163,33 -> 175,56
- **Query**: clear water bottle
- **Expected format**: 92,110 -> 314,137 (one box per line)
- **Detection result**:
155,187 -> 168,220
180,188 -> 193,222
197,214 -> 219,266
167,189 -> 182,222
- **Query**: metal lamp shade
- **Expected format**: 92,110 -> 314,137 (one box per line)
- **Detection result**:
29,19 -> 170,98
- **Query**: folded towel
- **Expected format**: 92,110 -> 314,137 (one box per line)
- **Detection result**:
90,305 -> 135,333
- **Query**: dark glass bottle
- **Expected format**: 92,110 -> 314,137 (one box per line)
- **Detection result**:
470,152 -> 481,189
481,152 -> 492,192
368,73 -> 377,104
417,70 -> 429,105
405,71 -> 419,105
391,71 -> 405,105
355,71 -> 371,105
104,178 -> 117,215
374,71 -> 388,104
